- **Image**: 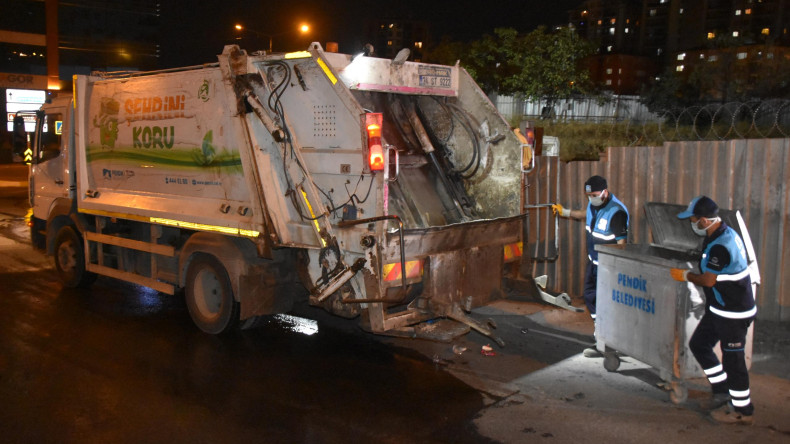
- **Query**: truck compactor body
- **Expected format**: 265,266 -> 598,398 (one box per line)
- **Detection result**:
27,43 -> 573,344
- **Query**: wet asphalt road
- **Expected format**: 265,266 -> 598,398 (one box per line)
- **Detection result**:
0,188 -> 492,444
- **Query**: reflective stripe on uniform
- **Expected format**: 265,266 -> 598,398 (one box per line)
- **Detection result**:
708,373 -> 728,384
704,364 -> 724,376
716,268 -> 751,282
592,232 -> 616,240
710,305 -> 757,319
731,397 -> 751,407
729,388 -> 751,408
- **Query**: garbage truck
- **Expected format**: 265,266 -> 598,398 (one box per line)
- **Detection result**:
25,43 -> 575,344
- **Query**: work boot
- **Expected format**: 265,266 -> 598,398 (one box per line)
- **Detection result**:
583,346 -> 602,358
700,392 -> 731,410
710,403 -> 753,425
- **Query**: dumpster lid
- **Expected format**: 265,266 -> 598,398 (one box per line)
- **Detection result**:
644,202 -> 760,283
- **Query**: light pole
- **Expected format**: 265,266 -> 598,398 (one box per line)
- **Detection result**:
234,23 -> 310,53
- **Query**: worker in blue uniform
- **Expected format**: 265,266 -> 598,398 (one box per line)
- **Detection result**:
552,175 -> 629,357
671,195 -> 756,425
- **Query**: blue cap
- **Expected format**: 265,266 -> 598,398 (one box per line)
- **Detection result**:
677,195 -> 719,219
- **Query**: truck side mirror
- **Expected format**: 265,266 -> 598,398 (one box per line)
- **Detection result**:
12,115 -> 27,156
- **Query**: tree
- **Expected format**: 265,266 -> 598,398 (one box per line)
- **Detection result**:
503,26 -> 597,106
426,27 -> 597,107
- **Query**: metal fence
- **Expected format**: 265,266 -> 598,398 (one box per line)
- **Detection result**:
498,95 -> 790,142
524,138 -> 790,322
496,94 -> 657,124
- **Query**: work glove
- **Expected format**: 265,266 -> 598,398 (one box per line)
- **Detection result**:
551,204 -> 570,217
670,268 -> 690,282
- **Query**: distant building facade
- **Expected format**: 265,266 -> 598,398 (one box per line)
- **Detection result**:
569,0 -> 790,94
0,0 -> 160,146
363,18 -> 430,61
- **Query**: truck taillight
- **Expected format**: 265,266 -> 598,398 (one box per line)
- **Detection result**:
366,113 -> 384,171
525,128 -> 536,148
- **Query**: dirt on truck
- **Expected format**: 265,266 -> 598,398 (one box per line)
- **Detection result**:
24,43 -> 576,345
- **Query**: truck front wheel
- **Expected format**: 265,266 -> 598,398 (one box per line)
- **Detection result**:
185,254 -> 239,334
54,226 -> 96,288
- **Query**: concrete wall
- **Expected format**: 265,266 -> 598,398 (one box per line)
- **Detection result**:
524,138 -> 790,321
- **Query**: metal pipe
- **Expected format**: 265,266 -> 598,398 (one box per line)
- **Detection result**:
337,215 -> 407,289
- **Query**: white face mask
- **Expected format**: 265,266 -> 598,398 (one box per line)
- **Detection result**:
588,191 -> 605,207
691,217 -> 720,236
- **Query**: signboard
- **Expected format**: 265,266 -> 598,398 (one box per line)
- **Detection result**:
0,73 -> 48,90
5,88 -> 46,132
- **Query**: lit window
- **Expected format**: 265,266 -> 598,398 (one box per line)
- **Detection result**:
657,48 -> 663,55
762,28 -> 770,35
677,53 -> 686,60
737,52 -> 747,60
414,41 -> 423,49
582,10 -> 588,16
708,55 -> 718,62
745,9 -> 752,15
607,45 -> 613,52
699,53 -> 705,59
649,9 -> 657,17
735,10 -> 741,16
618,69 -> 622,74
707,32 -> 716,39
611,18 -> 616,24
606,79 -> 612,85
387,40 -> 393,46
598,20 -> 602,25
679,8 -> 684,14
606,68 -> 613,74
660,0 -> 667,3
609,27 -> 616,35
733,31 -> 739,37
676,65 -> 684,72
767,52 -> 774,59
625,28 -> 630,34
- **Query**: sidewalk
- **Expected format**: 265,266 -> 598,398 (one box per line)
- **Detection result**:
470,302 -> 790,443
389,299 -> 790,443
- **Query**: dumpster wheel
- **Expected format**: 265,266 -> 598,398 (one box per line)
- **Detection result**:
603,352 -> 620,372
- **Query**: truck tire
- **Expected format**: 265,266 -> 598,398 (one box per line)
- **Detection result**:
185,254 -> 240,334
54,226 -> 96,288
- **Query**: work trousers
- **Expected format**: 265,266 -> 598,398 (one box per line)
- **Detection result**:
583,261 -> 597,317
689,311 -> 754,415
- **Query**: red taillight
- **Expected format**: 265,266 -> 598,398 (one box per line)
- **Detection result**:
366,113 -> 384,171
525,128 -> 536,148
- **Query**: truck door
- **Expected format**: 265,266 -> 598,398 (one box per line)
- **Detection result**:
30,106 -> 69,214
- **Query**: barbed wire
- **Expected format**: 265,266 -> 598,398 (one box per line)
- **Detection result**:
503,97 -> 790,144
642,100 -> 790,142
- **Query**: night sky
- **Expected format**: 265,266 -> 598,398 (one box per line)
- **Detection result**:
160,0 -> 580,67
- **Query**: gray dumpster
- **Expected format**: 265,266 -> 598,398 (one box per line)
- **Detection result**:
594,202 -> 758,403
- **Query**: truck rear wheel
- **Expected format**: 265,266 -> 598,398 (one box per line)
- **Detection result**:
185,254 -> 239,334
54,226 -> 96,288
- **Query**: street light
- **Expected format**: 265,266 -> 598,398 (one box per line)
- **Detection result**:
234,23 -> 311,53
